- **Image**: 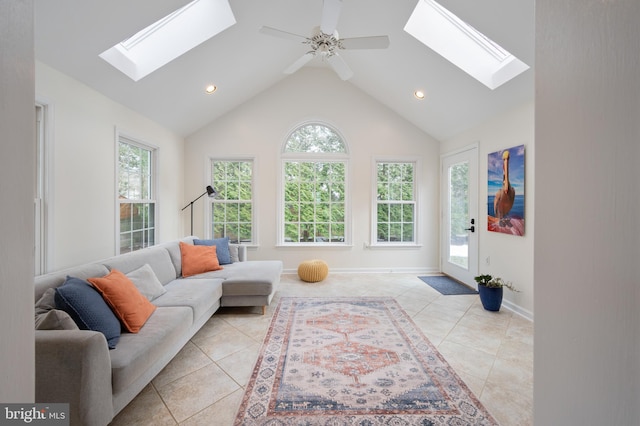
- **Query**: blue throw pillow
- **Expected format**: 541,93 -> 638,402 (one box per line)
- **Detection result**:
193,237 -> 232,265
54,276 -> 121,349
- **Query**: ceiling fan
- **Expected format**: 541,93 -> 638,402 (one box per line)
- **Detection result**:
259,0 -> 390,80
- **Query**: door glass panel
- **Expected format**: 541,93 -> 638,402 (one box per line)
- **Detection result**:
449,161 -> 469,269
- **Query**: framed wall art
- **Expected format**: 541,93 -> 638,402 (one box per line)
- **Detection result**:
487,144 -> 525,236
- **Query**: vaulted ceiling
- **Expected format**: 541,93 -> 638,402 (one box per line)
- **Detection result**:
34,0 -> 534,141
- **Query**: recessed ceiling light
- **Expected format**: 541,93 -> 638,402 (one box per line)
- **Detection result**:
205,85 -> 217,94
414,90 -> 425,100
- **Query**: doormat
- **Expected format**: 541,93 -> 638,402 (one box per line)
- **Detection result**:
419,275 -> 478,295
234,297 -> 496,425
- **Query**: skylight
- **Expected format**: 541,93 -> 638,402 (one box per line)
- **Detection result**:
404,0 -> 529,90
100,0 -> 236,81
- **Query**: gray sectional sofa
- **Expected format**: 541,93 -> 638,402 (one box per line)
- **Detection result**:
33,236 -> 282,426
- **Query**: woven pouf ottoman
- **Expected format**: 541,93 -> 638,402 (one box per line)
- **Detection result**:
297,259 -> 329,283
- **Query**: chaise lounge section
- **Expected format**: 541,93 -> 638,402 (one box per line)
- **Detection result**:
33,236 -> 282,426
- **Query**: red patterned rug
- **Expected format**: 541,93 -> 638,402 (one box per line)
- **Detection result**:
234,297 -> 498,425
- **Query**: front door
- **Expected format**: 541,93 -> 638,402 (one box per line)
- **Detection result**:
441,147 -> 478,286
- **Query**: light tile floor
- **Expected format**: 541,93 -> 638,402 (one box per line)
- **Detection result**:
110,273 -> 533,425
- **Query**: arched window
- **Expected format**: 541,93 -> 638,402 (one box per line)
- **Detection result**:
281,123 -> 349,245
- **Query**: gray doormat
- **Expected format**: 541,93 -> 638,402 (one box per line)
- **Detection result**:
418,275 -> 478,295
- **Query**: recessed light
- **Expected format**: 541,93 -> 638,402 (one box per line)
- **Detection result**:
205,85 -> 217,94
414,90 -> 425,100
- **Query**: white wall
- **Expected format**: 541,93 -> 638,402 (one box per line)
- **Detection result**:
535,0 -> 640,424
0,0 -> 35,402
442,102 -> 534,317
36,62 -> 186,271
186,68 -> 441,272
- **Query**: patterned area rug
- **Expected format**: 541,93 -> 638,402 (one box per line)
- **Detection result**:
234,297 -> 497,425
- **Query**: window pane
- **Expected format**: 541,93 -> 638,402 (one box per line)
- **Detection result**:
315,203 -> 330,222
377,223 -> 388,242
402,204 -> 414,222
284,124 -> 346,153
285,224 -> 299,242
331,223 -> 344,242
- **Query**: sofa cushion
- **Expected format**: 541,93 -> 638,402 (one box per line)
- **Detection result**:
54,276 -> 121,349
35,288 -> 78,330
88,269 -> 157,333
229,244 -> 240,263
109,306 -> 192,394
126,264 -> 167,301
180,242 -> 223,277
34,263 -> 110,302
102,246 -> 177,285
194,237 -> 232,264
219,261 -> 283,296
153,278 -> 223,323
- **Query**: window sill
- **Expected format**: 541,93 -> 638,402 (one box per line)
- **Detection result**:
276,243 -> 353,249
366,243 -> 423,249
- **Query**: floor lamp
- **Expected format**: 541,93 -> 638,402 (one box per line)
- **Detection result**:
181,185 -> 216,236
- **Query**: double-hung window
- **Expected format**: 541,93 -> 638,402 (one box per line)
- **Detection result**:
210,159 -> 255,244
374,161 -> 417,244
281,123 -> 349,245
117,136 -> 157,254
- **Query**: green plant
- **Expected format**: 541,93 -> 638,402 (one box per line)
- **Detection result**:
474,274 -> 519,292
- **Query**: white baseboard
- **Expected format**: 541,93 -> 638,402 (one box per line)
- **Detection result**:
502,299 -> 533,322
282,266 -> 440,275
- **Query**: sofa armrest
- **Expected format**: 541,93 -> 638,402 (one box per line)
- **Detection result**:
237,244 -> 247,262
36,330 -> 114,426
230,244 -> 247,262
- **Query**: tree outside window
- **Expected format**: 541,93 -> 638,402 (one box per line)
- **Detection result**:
376,162 -> 416,243
282,123 -> 348,244
211,160 -> 254,244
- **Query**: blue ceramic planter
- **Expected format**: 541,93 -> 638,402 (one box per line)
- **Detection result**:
478,285 -> 503,311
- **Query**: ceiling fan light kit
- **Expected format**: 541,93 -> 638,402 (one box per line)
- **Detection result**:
259,0 -> 389,80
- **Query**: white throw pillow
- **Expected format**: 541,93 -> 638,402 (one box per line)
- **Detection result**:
126,264 -> 167,301
34,288 -> 78,330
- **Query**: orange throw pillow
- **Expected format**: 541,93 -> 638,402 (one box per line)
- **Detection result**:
88,269 -> 156,333
180,241 -> 223,277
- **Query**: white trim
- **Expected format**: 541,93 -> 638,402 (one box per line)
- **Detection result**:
206,156 -> 258,244
281,120 -> 350,156
278,157 -> 351,246
34,97 -> 55,273
440,142 -> 480,159
501,299 -> 534,322
439,144 -> 479,284
279,121 -> 351,246
370,156 -> 421,247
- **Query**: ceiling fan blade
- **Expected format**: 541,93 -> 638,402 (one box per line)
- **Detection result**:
327,53 -> 353,80
284,52 -> 315,74
320,0 -> 343,35
259,26 -> 308,43
340,35 -> 390,50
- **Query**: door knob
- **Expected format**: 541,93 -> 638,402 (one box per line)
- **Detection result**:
465,225 -> 475,232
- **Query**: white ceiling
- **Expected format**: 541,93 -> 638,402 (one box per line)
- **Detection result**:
34,0 -> 534,141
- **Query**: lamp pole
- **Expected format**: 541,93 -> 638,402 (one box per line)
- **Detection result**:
181,186 -> 216,236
